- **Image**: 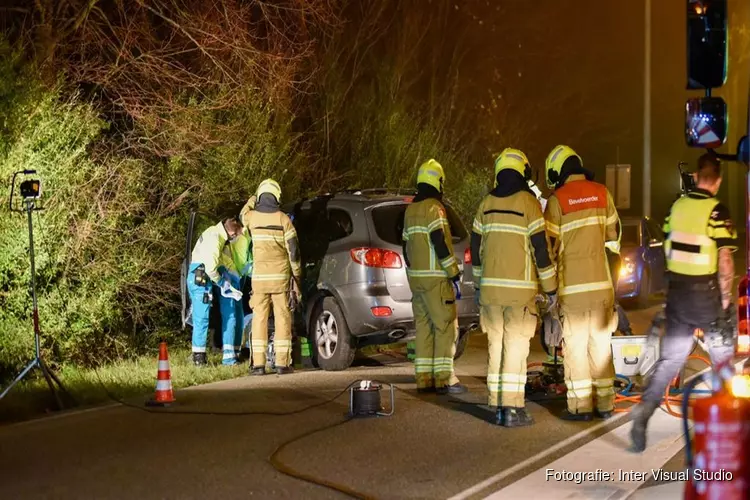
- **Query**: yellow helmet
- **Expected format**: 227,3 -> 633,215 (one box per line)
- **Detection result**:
256,178 -> 282,202
416,159 -> 445,193
545,144 -> 581,189
494,148 -> 531,187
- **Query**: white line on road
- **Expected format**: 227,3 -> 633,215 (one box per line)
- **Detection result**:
448,357 -> 748,500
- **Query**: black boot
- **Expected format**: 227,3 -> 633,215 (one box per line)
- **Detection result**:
436,383 -> 468,395
417,387 -> 436,394
192,352 -> 207,366
276,365 -> 294,375
629,400 -> 660,453
250,366 -> 265,376
560,409 -> 593,421
496,407 -> 535,427
595,409 -> 614,420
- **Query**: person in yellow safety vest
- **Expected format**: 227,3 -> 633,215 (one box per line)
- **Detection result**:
402,159 -> 467,395
241,179 -> 301,375
629,153 -> 737,453
544,145 -> 621,421
188,218 -> 244,366
471,148 -> 557,427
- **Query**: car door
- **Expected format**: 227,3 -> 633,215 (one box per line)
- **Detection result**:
643,217 -> 666,292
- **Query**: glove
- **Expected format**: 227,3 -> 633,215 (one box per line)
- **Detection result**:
219,279 -> 242,301
288,277 -> 301,311
474,288 -> 480,307
450,275 -> 462,300
546,291 -> 558,311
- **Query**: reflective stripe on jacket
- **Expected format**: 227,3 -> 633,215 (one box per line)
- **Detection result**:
545,174 -> 620,310
243,210 -> 301,294
402,198 -> 459,292
664,188 -> 737,277
471,190 -> 556,306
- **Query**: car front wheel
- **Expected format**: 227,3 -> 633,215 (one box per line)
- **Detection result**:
310,297 -> 356,371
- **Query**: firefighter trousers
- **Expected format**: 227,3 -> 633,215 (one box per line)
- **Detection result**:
560,306 -> 617,413
482,304 -> 537,408
250,292 -> 292,368
412,280 -> 460,389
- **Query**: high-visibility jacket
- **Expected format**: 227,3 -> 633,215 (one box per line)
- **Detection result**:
242,210 -> 301,294
224,227 -> 253,279
664,188 -> 737,277
191,221 -> 230,283
471,190 -> 557,306
402,197 -> 460,292
545,174 -> 620,310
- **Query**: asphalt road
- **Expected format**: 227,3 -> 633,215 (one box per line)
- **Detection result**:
0,301 -> 702,500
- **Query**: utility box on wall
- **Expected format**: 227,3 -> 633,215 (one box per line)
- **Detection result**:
605,164 -> 631,210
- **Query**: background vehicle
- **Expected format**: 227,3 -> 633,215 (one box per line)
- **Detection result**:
615,216 -> 667,308
180,190 -> 480,371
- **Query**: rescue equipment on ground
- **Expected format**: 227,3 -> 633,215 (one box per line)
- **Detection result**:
147,342 -> 176,407
683,361 -> 750,500
349,380 -> 395,418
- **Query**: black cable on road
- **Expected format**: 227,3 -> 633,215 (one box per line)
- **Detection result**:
92,368 -> 381,499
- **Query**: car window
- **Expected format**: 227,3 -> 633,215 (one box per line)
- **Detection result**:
327,209 -> 353,242
371,202 -> 468,245
620,223 -> 640,246
644,217 -> 664,242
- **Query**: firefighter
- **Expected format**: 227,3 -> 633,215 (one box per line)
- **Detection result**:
188,218 -> 244,366
242,179 -> 301,375
471,148 -> 557,426
544,145 -> 621,421
630,153 -> 737,453
402,159 -> 466,394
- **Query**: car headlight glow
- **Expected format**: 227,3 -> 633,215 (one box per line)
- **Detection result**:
619,258 -> 636,278
729,374 -> 750,398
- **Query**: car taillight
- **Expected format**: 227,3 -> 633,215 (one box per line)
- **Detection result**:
350,247 -> 403,269
370,306 -> 392,317
464,247 -> 471,265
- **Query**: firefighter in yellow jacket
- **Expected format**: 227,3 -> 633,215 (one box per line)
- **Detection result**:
471,148 -> 557,426
241,179 -> 301,375
544,145 -> 620,420
402,159 -> 467,394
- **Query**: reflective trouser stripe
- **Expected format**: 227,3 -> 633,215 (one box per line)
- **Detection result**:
560,281 -> 612,296
250,292 -> 293,368
482,303 -> 536,407
412,284 -> 459,389
561,307 -> 617,413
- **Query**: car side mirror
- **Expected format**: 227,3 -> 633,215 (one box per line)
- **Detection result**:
685,96 -> 727,148
687,0 -> 727,90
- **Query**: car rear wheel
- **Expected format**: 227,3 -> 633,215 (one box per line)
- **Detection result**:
454,328 -> 470,360
310,297 -> 356,371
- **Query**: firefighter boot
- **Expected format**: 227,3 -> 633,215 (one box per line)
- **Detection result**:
496,407 -> 535,427
595,409 -> 614,420
560,410 -> 593,422
628,400 -> 660,453
436,383 -> 468,395
193,353 -> 207,367
277,366 -> 294,375
250,366 -> 265,376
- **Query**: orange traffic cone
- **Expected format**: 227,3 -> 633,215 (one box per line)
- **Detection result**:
147,342 -> 176,407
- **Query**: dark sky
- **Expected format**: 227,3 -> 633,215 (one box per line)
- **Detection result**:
406,0 -> 749,222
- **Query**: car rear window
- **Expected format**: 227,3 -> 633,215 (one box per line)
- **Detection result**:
371,202 -> 468,245
621,223 -> 640,245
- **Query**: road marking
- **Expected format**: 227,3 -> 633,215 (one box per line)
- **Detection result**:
448,357 -> 748,500
484,357 -> 748,500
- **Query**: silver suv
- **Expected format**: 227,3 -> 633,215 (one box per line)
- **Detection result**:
181,189 -> 479,371
285,189 -> 479,370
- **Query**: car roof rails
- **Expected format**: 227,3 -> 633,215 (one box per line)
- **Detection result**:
347,188 -> 417,196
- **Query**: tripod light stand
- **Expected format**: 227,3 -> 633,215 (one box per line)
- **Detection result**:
0,170 -> 72,410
